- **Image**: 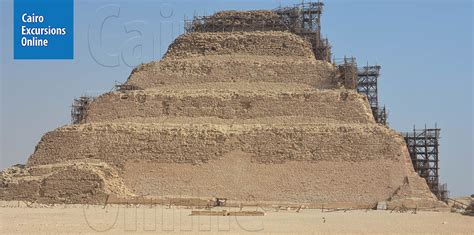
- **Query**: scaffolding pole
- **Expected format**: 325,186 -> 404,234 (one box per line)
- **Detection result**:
357,64 -> 387,125
336,56 -> 358,89
71,96 -> 94,124
402,125 -> 447,201
185,1 -> 332,61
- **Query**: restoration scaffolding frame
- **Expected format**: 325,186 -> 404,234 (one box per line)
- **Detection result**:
402,125 -> 447,200
336,56 -> 358,89
184,12 -> 287,33
335,57 -> 387,125
357,64 -> 387,125
185,1 -> 332,61
71,96 -> 94,124
274,1 -> 331,61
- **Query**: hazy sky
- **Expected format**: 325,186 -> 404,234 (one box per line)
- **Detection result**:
1,0 -> 473,196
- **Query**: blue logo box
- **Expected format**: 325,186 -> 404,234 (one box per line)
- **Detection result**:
14,0 -> 74,60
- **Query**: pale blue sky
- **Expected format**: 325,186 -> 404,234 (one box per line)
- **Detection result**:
1,0 -> 473,196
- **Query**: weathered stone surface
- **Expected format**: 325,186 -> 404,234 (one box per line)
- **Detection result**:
0,25 -> 444,208
18,120 -> 424,206
0,162 -> 132,204
85,84 -> 373,124
191,10 -> 287,32
124,153 -> 408,206
27,121 -> 406,167
164,32 -> 314,59
126,55 -> 337,89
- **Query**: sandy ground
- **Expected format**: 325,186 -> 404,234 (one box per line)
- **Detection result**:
0,202 -> 472,234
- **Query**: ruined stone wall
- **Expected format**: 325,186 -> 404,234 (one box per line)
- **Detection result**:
28,122 -> 405,167
85,84 -> 374,124
125,32 -> 338,90
23,121 -> 414,205
0,163 -> 131,204
164,32 -> 314,59
126,56 -> 337,89
124,156 -> 406,206
191,10 -> 287,32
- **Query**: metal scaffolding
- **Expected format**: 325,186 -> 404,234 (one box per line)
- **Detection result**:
357,64 -> 380,110
274,1 -> 331,61
374,106 -> 388,126
357,64 -> 387,125
275,1 -> 324,33
71,96 -> 94,124
185,12 -> 287,33
185,1 -> 332,61
336,56 -> 358,89
438,183 -> 449,202
334,58 -> 387,125
402,125 -> 447,200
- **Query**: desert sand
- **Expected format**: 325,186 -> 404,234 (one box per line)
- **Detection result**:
1,202 -> 472,234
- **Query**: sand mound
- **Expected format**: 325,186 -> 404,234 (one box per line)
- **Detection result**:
387,176 -> 447,209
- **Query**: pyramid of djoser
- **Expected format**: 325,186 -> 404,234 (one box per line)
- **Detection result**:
1,11 -> 445,209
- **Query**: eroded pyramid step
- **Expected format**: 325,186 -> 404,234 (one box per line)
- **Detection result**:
28,119 -> 405,168
85,82 -> 374,124
0,162 -> 132,204
164,32 -> 314,59
126,55 -> 337,89
22,119 -> 419,206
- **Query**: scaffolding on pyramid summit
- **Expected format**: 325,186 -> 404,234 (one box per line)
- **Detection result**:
184,0 -> 332,61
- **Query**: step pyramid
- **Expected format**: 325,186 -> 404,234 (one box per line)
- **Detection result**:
1,29 -> 445,208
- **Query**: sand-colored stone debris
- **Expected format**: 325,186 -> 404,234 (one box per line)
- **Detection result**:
1,26 -> 446,208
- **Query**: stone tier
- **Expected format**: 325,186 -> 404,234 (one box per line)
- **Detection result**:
164,32 -> 314,59
22,120 -> 434,206
126,56 -> 338,89
85,83 -> 373,124
28,120 -> 405,168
